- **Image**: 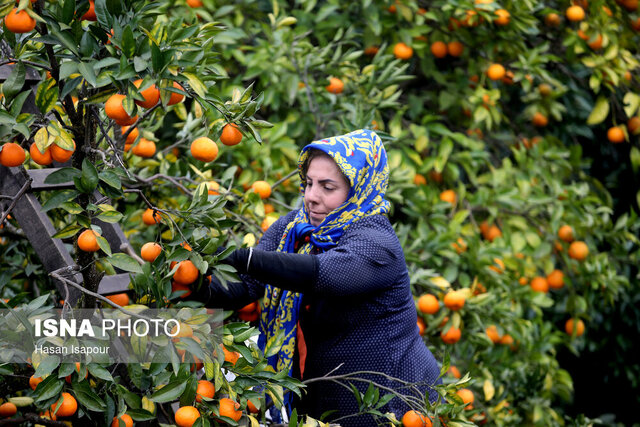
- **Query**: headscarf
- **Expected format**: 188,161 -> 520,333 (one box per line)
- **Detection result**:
257,129 -> 390,378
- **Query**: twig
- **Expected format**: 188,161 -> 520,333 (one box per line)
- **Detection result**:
0,414 -> 67,426
131,173 -> 193,197
0,178 -> 32,226
91,110 -> 134,180
120,243 -> 145,265
271,169 -> 298,190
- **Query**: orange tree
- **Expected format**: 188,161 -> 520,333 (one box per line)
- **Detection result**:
2,0 -> 640,426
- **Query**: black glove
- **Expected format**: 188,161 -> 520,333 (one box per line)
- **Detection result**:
222,248 -> 318,292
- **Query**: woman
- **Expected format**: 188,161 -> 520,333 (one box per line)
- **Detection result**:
198,129 -> 440,425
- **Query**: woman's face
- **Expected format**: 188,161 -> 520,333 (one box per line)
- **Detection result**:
304,155 -> 350,227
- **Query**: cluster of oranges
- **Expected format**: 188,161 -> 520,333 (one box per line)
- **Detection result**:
0,140 -> 76,168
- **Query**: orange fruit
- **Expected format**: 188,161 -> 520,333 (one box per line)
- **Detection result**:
487,64 -> 506,81
247,399 -> 259,413
111,414 -> 133,427
393,42 -> 414,60
251,180 -> 272,199
439,189 -> 456,205
558,225 -> 574,242
430,41 -> 447,58
4,8 -> 36,33
547,269 -> 564,289
568,241 -> 589,260
105,94 -> 137,126
142,208 -> 161,225
120,126 -> 139,145
494,9 -> 510,26
417,318 -> 425,335
219,398 -> 242,421
0,142 -> 26,167
451,237 -> 467,254
566,5 -> 585,21
627,117 -> 640,134
195,380 -> 215,402
565,318 -> 585,336
545,13 -> 561,27
141,242 -> 162,262
82,0 -> 97,20
77,229 -> 101,252
447,41 -> 464,57
171,281 -> 192,298
456,388 -> 474,408
441,325 -> 461,344
326,77 -> 344,94
238,301 -> 258,314
500,334 -> 514,346
532,112 -> 548,127
132,137 -> 156,158
413,173 -> 427,185
65,362 -> 86,383
489,257 -> 505,274
448,365 -> 461,378
261,215 -> 278,232
220,123 -> 243,146
51,392 -> 78,417
190,137 -> 218,162
443,290 -> 465,311
207,181 -> 220,195
587,33 -> 603,50
29,143 -> 53,165
485,225 -> 502,242
530,276 -> 549,293
29,375 -> 44,390
50,141 -> 76,163
264,203 -> 275,214
167,81 -> 186,105
401,410 -> 432,427
173,260 -> 199,285
175,406 -> 200,427
364,46 -> 379,56
486,325 -> 501,343
607,126 -> 625,143
417,294 -> 439,314
106,293 -> 130,306
223,347 -> 240,365
624,0 -> 639,11
133,79 -> 160,109
0,402 -> 17,417
538,83 -> 552,96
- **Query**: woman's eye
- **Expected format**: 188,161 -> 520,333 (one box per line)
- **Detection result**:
324,187 -> 335,191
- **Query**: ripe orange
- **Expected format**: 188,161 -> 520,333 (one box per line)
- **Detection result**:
220,123 -> 243,146
219,398 -> 242,421
530,276 -> 549,293
29,143 -> 53,165
487,64 -> 506,81
545,13 -> 561,27
443,290 -> 465,311
485,225 -> 502,242
500,334 -> 514,346
439,189 -> 456,205
532,112 -> 548,127
120,126 -> 139,145
132,137 -> 156,158
456,388 -> 474,408
547,269 -> 564,289
167,81 -> 186,105
65,362 -> 86,383
486,325 -> 501,343
607,126 -> 625,143
489,257 -> 505,274
261,215 -> 278,232
568,241 -> 589,260
175,406 -> 200,427
238,301 -> 258,314
447,41 -> 464,57
441,325 -> 461,344
558,225 -> 574,242
142,208 -> 161,225
565,318 -> 585,336
4,8 -> 36,33
195,380 -> 215,402
251,180 -> 272,199
401,410 -> 432,427
141,242 -> 162,262
173,260 -> 199,285
50,141 -> 76,163
627,117 -> 640,134
416,318 -> 425,335
624,0 -> 639,12
247,399 -> 259,413
106,293 -> 130,306
494,9 -> 510,26
413,173 -> 427,185
111,414 -> 133,427
51,392 -> 77,417
364,46 -> 379,56
207,181 -> 220,195
186,0 -> 203,7
133,79 -> 160,109
0,142 -> 26,167
78,229 -> 100,252
29,375 -> 44,390
326,77 -> 344,94
171,281 -> 192,298
430,41 -> 447,58
393,42 -> 414,60
417,294 -> 439,314
566,5 -> 585,21
190,137 -> 218,162
105,94 -> 137,126
0,402 -> 17,417
538,83 -> 552,96
451,237 -> 467,254
587,34 -> 603,50
223,347 -> 240,365
82,0 -> 97,20
448,365 -> 461,378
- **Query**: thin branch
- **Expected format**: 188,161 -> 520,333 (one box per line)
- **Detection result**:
130,173 -> 193,197
0,178 -> 32,226
271,169 -> 298,191
0,414 -> 67,426
91,109 -> 134,180
120,243 -> 145,265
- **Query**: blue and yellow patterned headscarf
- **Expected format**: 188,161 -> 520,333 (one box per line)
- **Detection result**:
257,129 -> 390,378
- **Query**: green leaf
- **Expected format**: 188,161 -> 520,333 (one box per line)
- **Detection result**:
586,96 -> 609,125
182,72 -> 206,98
149,379 -> 188,403
3,62 -> 25,100
121,26 -> 135,58
107,253 -> 143,274
99,170 -> 122,189
96,234 -> 112,256
52,224 -> 82,239
125,408 -> 156,421
97,210 -> 123,223
623,92 -> 640,118
35,78 -> 59,114
50,30 -> 80,56
81,159 -> 99,190
61,0 -> 75,24
45,167 -> 81,184
42,190 -> 79,212
72,381 -> 107,412
87,364 -> 114,382
78,61 -> 97,88
34,375 -> 64,403
33,355 -> 60,378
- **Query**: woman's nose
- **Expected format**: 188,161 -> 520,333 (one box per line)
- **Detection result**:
306,185 -> 319,203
